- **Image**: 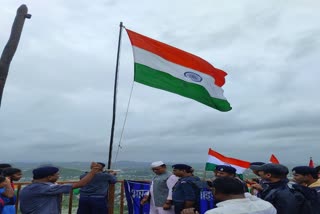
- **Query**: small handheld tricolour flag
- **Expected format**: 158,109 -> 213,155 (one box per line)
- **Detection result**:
126,29 -> 231,112
269,154 -> 280,164
206,148 -> 250,174
309,157 -> 314,168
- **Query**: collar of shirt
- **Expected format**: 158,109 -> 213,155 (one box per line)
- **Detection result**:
309,179 -> 320,188
216,198 -> 250,207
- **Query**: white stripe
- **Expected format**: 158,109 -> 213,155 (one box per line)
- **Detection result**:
132,46 -> 227,100
207,156 -> 247,174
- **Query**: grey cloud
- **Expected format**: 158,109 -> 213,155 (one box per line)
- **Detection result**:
286,30 -> 320,61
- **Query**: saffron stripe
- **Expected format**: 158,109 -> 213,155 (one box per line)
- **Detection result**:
126,28 -> 227,87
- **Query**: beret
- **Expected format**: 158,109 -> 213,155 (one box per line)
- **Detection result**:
33,166 -> 59,179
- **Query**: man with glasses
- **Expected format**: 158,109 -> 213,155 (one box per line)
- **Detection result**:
141,161 -> 178,214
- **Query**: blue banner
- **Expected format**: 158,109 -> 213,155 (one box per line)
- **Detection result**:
124,180 -> 151,214
124,180 -> 214,214
199,188 -> 215,214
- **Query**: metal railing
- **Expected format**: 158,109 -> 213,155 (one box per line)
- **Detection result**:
14,180 -> 126,214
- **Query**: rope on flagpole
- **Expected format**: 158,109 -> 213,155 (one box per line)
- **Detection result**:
113,75 -> 135,168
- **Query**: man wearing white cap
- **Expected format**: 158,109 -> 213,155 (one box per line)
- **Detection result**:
141,161 -> 178,214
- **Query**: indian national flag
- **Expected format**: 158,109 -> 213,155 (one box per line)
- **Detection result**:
206,148 -> 250,174
309,157 -> 314,168
269,154 -> 280,164
126,29 -> 231,112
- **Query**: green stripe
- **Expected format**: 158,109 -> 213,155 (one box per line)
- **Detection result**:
205,163 -> 217,171
134,63 -> 232,111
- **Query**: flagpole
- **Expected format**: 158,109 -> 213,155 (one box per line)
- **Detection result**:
108,22 -> 123,169
203,169 -> 207,181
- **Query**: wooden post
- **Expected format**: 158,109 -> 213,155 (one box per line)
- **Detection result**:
59,194 -> 63,213
108,184 -> 115,214
0,4 -> 31,107
68,189 -> 74,214
120,181 -> 124,214
15,184 -> 22,214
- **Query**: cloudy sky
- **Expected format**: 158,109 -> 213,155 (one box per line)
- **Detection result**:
0,0 -> 319,166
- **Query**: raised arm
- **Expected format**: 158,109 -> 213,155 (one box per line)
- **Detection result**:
72,162 -> 100,189
1,177 -> 14,198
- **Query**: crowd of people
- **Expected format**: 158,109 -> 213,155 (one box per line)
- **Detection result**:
1,161 -> 320,214
145,161 -> 320,214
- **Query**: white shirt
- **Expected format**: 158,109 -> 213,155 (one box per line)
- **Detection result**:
205,193 -> 277,214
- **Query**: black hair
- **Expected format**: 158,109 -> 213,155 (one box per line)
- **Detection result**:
186,168 -> 194,173
0,164 -> 12,169
268,172 -> 286,179
262,168 -> 288,179
0,175 -> 5,183
97,162 -> 106,168
315,166 -> 320,173
0,164 -> 12,175
3,168 -> 22,177
212,177 -> 245,195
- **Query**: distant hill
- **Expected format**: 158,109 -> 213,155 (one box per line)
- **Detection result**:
6,160 -> 307,182
8,161 -> 207,182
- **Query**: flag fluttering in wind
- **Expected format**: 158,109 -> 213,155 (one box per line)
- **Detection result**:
126,29 -> 232,112
309,157 -> 314,168
269,154 -> 280,164
206,148 -> 250,174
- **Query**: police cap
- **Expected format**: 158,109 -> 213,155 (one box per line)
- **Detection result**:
33,166 -> 59,179
215,165 -> 236,174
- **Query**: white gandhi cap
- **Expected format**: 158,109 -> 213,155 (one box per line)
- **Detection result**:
151,161 -> 165,168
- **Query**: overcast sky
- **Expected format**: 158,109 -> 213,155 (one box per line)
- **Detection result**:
0,0 -> 319,166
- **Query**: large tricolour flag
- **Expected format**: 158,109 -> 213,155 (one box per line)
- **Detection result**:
206,148 -> 250,174
126,29 -> 232,112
